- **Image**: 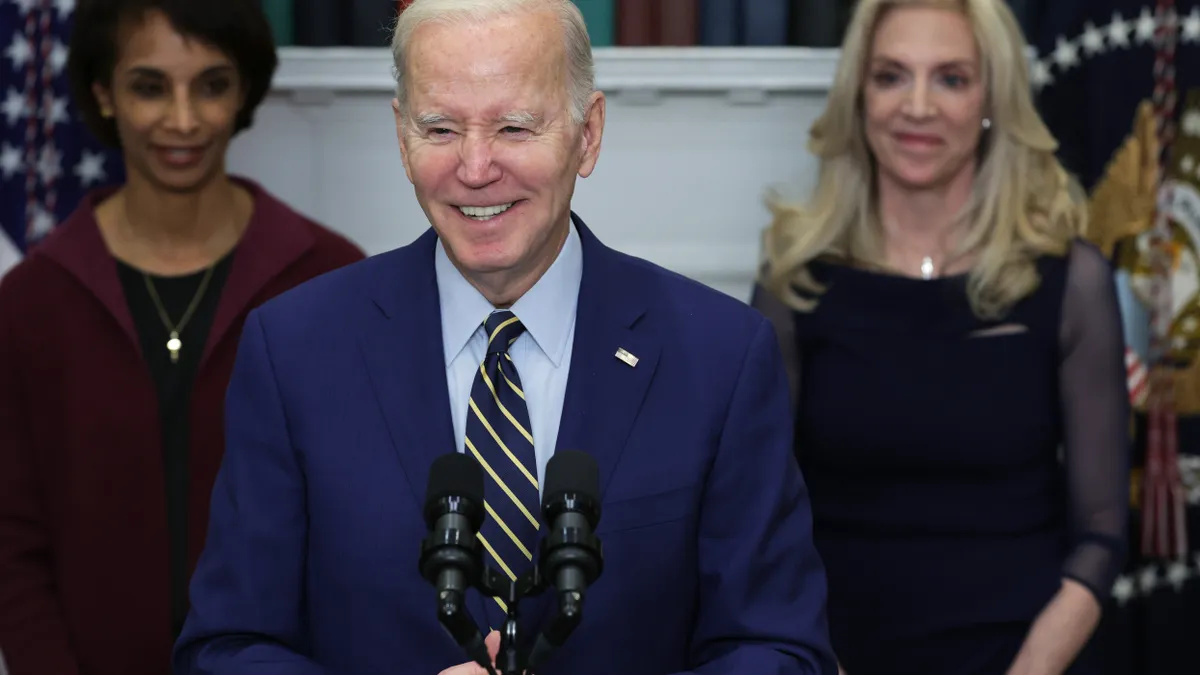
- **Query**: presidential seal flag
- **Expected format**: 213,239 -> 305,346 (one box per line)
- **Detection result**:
1033,2 -> 1200,674
0,0 -> 124,281
1032,0 -> 1200,190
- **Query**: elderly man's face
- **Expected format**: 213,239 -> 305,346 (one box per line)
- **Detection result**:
395,8 -> 604,304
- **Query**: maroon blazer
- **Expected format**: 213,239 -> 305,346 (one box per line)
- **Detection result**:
0,177 -> 366,675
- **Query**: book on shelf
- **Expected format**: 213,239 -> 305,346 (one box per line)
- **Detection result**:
261,0 -> 294,46
659,0 -> 698,46
616,0 -> 657,45
574,0 -> 614,46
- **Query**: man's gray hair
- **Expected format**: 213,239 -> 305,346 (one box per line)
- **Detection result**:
390,0 -> 596,125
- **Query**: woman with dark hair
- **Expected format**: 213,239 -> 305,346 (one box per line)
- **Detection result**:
0,1 -> 365,673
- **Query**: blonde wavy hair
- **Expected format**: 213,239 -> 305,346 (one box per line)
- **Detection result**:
761,0 -> 1086,320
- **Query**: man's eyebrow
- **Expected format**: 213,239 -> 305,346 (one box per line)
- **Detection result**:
414,112 -> 451,126
497,111 -> 542,126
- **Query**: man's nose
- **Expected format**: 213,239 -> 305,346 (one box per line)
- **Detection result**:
456,136 -> 502,188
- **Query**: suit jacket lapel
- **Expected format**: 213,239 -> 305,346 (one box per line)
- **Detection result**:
525,215 -> 661,634
357,230 -> 495,633
556,215 -> 660,498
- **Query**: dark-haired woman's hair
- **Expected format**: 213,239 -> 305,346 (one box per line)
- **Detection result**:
67,0 -> 279,147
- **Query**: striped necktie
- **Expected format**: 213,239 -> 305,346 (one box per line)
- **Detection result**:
465,310 -> 539,614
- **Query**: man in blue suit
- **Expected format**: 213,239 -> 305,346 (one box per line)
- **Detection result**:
173,1 -> 835,673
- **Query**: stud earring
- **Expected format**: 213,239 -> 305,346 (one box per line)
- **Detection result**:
982,117 -> 992,129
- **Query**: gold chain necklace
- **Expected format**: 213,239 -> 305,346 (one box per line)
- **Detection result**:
120,200 -> 233,364
143,265 -> 215,363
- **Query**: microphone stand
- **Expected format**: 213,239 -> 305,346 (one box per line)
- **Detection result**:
474,561 -> 589,675
478,565 -> 542,675
421,490 -> 600,675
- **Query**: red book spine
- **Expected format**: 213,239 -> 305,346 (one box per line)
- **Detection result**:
658,0 -> 697,45
617,0 -> 659,45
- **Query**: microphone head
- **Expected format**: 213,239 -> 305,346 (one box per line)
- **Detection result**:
542,449 -> 601,525
424,452 -> 485,530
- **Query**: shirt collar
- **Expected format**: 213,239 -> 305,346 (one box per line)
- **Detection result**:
436,221 -> 582,368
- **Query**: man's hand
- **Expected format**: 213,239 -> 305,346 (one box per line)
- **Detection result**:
438,631 -> 502,675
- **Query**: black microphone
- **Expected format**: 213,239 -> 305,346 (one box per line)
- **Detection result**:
418,453 -> 495,675
527,449 -> 604,670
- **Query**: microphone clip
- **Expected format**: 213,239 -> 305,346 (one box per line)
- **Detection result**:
477,564 -> 546,675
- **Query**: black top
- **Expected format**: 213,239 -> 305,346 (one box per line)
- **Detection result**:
115,250 -> 235,638
760,239 -> 1130,674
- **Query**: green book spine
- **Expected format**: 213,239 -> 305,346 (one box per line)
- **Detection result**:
262,0 -> 295,46
574,0 -> 614,47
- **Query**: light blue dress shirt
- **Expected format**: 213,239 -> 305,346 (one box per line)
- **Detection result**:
435,222 -> 582,493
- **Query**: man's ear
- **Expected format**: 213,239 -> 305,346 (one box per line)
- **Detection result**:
577,91 -> 605,178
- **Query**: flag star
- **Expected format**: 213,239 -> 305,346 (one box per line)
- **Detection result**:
1111,575 -> 1136,606
0,143 -> 23,180
1183,456 -> 1200,505
74,150 -> 107,186
43,95 -> 68,127
1053,37 -> 1080,70
1138,565 -> 1159,593
1030,60 -> 1053,90
12,0 -> 40,16
36,144 -> 62,185
1183,110 -> 1200,137
1080,22 -> 1106,56
1137,8 -> 1158,43
4,34 -> 32,70
1166,561 -> 1191,591
1108,13 -> 1133,47
49,40 -> 68,76
53,0 -> 76,20
28,205 -> 56,240
1183,8 -> 1200,43
1,88 -> 31,126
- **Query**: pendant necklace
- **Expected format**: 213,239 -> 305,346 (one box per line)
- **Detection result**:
920,256 -> 935,280
143,265 -> 215,363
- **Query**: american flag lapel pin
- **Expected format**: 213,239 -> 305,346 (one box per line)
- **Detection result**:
615,347 -> 639,368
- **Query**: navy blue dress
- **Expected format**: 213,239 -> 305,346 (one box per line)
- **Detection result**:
754,240 -> 1130,675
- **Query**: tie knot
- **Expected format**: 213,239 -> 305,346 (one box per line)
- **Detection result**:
483,310 -> 526,355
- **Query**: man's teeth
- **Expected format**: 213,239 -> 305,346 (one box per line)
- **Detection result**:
458,203 -> 514,220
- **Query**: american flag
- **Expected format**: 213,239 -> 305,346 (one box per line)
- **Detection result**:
1127,345 -> 1151,407
1,0 -> 125,280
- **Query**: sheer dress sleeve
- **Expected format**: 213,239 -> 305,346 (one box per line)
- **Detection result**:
1057,239 -> 1132,603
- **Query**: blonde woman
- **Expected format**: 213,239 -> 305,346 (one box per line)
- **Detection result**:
752,1 -> 1129,674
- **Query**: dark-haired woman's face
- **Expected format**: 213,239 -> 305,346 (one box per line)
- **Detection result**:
93,10 -> 245,193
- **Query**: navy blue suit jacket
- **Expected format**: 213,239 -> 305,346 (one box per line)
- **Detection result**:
173,215 -> 836,675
